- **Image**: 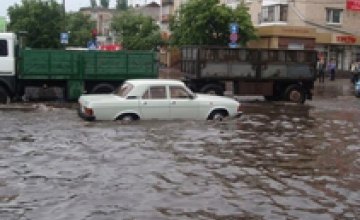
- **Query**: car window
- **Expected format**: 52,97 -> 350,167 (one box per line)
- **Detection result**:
115,83 -> 133,97
142,86 -> 167,99
170,86 -> 192,99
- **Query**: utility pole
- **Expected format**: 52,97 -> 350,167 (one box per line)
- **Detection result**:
63,0 -> 66,30
159,0 -> 162,31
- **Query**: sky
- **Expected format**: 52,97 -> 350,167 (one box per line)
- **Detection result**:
0,0 -> 159,19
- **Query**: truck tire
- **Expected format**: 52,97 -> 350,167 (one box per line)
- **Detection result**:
200,84 -> 224,96
0,87 -> 10,104
284,85 -> 305,104
91,83 -> 115,94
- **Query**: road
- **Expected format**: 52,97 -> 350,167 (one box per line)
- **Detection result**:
0,79 -> 359,220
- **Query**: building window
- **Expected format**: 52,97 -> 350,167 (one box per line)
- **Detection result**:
261,4 -> 288,23
326,8 -> 342,24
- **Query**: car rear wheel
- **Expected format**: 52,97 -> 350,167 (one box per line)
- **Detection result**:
116,114 -> 139,122
208,110 -> 228,121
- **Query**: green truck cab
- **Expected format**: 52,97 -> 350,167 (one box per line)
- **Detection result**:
0,33 -> 158,103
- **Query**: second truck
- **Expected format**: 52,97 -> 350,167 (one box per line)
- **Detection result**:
181,46 -> 317,104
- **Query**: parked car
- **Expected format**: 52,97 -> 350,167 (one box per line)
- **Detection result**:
78,79 -> 241,121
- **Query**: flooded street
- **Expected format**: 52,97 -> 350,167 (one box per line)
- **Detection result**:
0,80 -> 359,220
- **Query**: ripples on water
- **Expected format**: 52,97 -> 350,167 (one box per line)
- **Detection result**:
0,100 -> 359,220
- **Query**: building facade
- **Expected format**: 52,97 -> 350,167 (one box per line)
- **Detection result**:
221,0 -> 360,71
80,7 -> 116,37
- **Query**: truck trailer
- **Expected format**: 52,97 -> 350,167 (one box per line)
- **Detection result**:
182,46 -> 317,103
0,33 -> 158,103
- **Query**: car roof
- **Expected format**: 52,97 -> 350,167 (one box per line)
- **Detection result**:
126,79 -> 185,86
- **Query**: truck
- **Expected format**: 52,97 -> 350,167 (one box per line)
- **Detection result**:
0,33 -> 158,104
181,46 -> 317,103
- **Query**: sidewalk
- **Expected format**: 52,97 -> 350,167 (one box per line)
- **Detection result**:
313,77 -> 354,98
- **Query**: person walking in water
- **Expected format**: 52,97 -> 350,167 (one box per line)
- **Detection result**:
327,59 -> 336,81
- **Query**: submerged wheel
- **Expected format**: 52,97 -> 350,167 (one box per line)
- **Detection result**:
200,84 -> 224,96
116,114 -> 139,122
0,87 -> 10,104
284,85 -> 305,104
208,110 -> 228,121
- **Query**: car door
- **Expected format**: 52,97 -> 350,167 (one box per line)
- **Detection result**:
169,85 -> 198,119
140,85 -> 170,119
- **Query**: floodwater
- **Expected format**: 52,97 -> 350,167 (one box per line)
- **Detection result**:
0,80 -> 359,220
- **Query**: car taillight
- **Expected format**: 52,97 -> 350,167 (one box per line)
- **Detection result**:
237,104 -> 242,113
84,107 -> 93,116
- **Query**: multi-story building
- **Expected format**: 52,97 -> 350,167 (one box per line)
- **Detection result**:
80,7 -> 116,37
221,0 -> 360,71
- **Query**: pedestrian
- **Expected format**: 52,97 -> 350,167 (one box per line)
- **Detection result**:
350,61 -> 359,84
327,59 -> 336,81
317,59 -> 325,83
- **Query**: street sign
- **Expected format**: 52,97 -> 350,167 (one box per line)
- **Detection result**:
229,23 -> 239,33
230,33 -> 238,42
228,42 -> 239,48
87,40 -> 97,50
229,22 -> 239,48
60,32 -> 69,44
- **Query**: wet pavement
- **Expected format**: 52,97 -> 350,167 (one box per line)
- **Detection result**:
0,79 -> 359,220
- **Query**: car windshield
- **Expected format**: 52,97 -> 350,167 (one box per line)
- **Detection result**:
115,83 -> 133,97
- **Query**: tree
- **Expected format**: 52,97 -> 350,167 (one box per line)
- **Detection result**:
100,0 -> 109,8
111,11 -> 163,50
116,0 -> 128,11
169,0 -> 257,46
90,0 -> 97,8
8,0 -> 63,48
66,12 -> 96,47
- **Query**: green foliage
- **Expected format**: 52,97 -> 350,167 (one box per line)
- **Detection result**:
111,11 -> 163,50
100,0 -> 109,8
90,0 -> 97,8
8,0 -> 64,48
169,0 -> 257,46
66,12 -> 96,47
116,0 -> 128,11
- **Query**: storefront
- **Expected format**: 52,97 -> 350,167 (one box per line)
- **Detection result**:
248,26 -> 317,49
316,33 -> 360,71
249,25 -> 360,71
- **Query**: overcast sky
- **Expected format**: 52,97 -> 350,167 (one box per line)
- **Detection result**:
1,0 -> 159,19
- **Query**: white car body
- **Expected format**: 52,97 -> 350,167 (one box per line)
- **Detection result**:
78,79 -> 241,121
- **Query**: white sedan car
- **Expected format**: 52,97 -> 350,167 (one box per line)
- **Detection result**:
78,79 -> 241,121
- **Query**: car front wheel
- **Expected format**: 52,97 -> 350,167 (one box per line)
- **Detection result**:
208,110 -> 228,121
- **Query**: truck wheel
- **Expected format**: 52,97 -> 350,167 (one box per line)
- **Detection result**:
284,85 -> 305,104
91,83 -> 115,94
0,87 -> 10,104
200,84 -> 224,96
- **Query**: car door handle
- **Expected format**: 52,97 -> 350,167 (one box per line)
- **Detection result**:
171,101 -> 176,105
142,101 -> 147,105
